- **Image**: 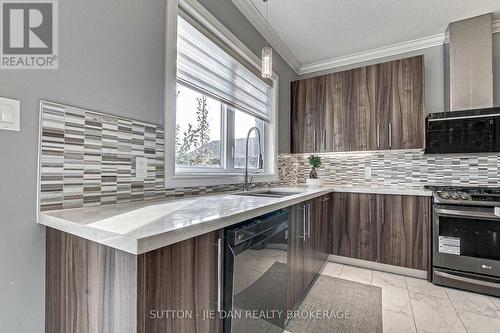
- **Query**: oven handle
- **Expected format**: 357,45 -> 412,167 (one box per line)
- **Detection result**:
435,208 -> 500,220
434,270 -> 500,290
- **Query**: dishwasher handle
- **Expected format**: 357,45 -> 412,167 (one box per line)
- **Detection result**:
226,210 -> 289,247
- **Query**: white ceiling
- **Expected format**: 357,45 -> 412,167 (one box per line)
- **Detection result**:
232,0 -> 500,74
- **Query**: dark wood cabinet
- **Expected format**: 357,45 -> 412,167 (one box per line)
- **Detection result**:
389,56 -> 426,150
325,70 -> 352,152
137,230 -> 224,333
331,192 -> 430,271
331,192 -> 378,262
377,194 -> 430,270
46,228 -> 224,333
287,195 -> 330,311
291,76 -> 326,153
350,66 -> 378,151
291,55 -> 425,153
286,203 -> 306,311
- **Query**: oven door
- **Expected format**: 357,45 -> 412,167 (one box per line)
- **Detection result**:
433,205 -> 500,278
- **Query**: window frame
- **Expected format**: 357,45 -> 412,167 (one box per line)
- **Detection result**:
164,0 -> 279,188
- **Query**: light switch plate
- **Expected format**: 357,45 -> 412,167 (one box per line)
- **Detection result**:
0,97 -> 20,131
135,156 -> 148,178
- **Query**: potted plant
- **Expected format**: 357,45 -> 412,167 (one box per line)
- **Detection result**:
306,154 -> 324,187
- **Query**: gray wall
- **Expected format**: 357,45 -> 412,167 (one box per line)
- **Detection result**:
197,0 -> 298,153
0,0 -> 296,332
299,33 -> 500,114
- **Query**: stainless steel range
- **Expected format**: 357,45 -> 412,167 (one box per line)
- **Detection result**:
427,186 -> 500,296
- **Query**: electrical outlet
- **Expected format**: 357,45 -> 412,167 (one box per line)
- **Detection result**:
135,157 -> 148,178
365,166 -> 372,179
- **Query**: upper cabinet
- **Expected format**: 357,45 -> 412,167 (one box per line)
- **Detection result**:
291,55 -> 425,153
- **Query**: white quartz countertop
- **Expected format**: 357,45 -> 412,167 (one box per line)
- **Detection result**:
38,185 -> 431,254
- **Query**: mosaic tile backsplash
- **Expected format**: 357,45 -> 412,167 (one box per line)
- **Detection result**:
280,150 -> 500,188
38,101 -> 283,211
39,101 -> 500,212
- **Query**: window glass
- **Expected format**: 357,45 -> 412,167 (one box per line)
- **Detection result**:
233,109 -> 265,169
175,84 -> 222,168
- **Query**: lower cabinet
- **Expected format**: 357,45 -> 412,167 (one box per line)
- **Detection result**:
46,228 -> 224,333
287,195 -> 330,311
137,229 -> 224,333
331,192 -> 431,271
377,194 -> 431,270
332,192 -> 378,262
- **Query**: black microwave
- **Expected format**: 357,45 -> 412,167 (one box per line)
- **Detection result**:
425,107 -> 500,154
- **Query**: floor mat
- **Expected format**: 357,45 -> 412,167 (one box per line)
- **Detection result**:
286,275 -> 383,333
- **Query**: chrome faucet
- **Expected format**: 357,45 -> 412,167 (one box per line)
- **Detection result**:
243,127 -> 264,191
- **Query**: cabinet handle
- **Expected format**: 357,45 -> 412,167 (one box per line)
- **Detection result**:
307,203 -> 311,239
381,198 -> 385,225
321,197 -> 330,202
369,198 -> 372,224
323,129 -> 327,150
299,205 -> 307,241
376,124 -> 380,149
313,130 -> 317,151
216,237 -> 222,312
388,123 -> 392,149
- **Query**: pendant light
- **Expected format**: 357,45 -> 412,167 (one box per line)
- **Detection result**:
261,0 -> 273,78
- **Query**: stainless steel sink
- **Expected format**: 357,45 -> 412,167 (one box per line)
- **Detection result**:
232,190 -> 301,198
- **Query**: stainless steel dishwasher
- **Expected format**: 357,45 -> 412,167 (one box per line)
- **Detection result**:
224,209 -> 289,333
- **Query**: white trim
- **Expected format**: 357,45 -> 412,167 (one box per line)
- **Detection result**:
299,18 -> 500,75
493,18 -> 500,34
230,0 -> 301,73
231,0 -> 500,76
166,173 -> 278,188
164,0 -> 279,189
299,33 -> 446,75
164,0 -> 178,189
328,255 -> 428,280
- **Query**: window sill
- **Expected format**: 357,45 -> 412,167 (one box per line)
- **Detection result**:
165,172 -> 278,188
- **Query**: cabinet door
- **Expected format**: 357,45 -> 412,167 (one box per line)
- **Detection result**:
378,195 -> 430,270
325,70 -> 352,152
286,203 -> 306,311
308,196 -> 330,283
291,77 -> 325,153
390,56 -> 425,149
331,192 -> 378,261
350,66 -> 378,151
303,201 -> 317,290
137,230 -> 224,333
319,194 -> 332,261
375,62 -> 392,150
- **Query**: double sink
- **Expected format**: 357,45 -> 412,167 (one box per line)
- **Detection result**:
232,190 -> 301,198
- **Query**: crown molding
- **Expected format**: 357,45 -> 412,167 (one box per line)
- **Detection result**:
493,18 -> 500,33
301,18 -> 500,76
299,33 -> 446,75
230,1 -> 500,76
230,0 -> 301,73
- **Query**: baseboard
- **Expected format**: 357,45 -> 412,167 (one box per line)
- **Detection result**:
328,255 -> 428,279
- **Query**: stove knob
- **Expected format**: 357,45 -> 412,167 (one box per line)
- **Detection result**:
450,192 -> 460,200
439,191 -> 451,199
459,192 -> 470,200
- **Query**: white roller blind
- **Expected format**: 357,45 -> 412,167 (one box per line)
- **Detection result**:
177,16 -> 272,122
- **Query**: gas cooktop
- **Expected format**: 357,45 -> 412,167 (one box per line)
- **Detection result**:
425,186 -> 500,206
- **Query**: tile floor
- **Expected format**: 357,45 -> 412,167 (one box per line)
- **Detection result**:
320,262 -> 500,333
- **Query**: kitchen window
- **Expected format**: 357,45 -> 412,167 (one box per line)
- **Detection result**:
165,4 -> 278,188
